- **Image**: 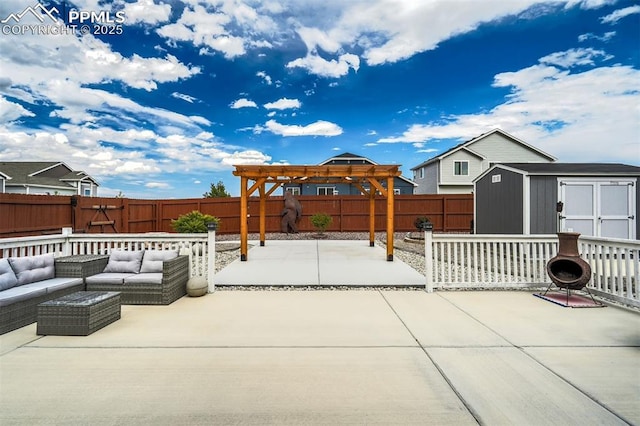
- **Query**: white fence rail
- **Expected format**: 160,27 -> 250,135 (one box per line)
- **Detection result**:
0,230 -> 209,278
425,232 -> 639,308
1,230 -> 637,307
428,234 -> 558,287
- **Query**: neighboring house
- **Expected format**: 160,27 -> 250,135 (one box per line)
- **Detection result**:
0,162 -> 99,196
283,152 -> 416,195
474,163 -> 640,239
410,128 -> 556,194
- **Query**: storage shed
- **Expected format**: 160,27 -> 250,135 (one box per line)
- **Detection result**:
474,163 -> 640,239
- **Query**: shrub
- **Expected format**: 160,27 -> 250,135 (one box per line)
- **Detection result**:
171,211 -> 220,233
310,213 -> 332,234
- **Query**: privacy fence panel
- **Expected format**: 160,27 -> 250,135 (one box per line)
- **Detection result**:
0,193 -> 473,237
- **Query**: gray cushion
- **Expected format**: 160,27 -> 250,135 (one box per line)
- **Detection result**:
8,254 -> 55,286
86,273 -> 134,286
124,273 -> 163,285
20,278 -> 83,293
103,250 -> 144,273
0,286 -> 47,307
140,250 -> 178,273
0,258 -> 18,291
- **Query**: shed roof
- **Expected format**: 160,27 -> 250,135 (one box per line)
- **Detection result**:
474,162 -> 640,182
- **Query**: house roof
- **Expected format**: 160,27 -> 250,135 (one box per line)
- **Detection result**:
410,128 -> 556,170
319,152 -> 377,165
474,162 -> 640,182
0,161 -> 99,188
318,152 -> 416,186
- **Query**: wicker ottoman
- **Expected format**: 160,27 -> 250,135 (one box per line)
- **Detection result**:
37,291 -> 121,336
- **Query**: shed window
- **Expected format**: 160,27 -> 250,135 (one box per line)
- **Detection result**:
454,161 -> 469,176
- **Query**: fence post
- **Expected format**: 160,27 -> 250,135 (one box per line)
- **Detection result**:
61,227 -> 72,256
422,222 -> 434,293
207,222 -> 217,293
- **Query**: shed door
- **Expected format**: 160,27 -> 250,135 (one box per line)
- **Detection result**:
559,179 -> 636,239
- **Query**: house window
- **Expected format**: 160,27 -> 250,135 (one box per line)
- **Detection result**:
419,168 -> 424,179
393,189 -> 401,195
454,161 -> 469,176
317,187 -> 335,196
286,187 -> 300,196
83,188 -> 91,196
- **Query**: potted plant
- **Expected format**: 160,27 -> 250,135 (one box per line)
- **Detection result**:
310,213 -> 332,238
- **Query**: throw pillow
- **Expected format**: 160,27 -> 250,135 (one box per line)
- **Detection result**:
140,250 -> 179,273
8,253 -> 55,286
0,258 -> 19,291
103,250 -> 145,273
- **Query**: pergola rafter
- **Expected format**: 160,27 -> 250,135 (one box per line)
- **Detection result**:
233,164 -> 401,262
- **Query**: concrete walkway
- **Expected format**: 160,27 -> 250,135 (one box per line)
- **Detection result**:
1,290 -> 638,425
214,240 -> 426,287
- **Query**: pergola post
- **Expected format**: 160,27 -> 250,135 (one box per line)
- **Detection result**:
240,176 -> 248,261
369,189 -> 375,247
386,176 -> 394,261
259,183 -> 266,246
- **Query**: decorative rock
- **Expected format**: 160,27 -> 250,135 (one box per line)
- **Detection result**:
186,276 -> 208,297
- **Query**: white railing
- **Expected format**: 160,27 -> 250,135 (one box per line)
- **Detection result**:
424,232 -> 639,308
0,229 -> 210,278
1,229 -> 637,307
579,236 -> 639,308
427,233 -> 558,288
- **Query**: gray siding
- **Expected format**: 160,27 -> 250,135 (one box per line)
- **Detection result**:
413,163 -> 438,194
475,169 -> 523,234
529,176 -> 558,234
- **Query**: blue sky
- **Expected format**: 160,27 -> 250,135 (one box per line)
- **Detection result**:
0,0 -> 638,198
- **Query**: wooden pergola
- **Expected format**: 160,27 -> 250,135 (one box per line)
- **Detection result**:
233,164 -> 401,261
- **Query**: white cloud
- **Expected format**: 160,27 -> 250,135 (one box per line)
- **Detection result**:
0,97 -> 34,123
539,48 -> 612,68
171,92 -> 197,103
578,31 -> 616,42
145,181 -> 171,189
378,48 -> 640,163
261,119 -> 343,137
156,3 -> 247,58
263,98 -> 301,110
287,53 -> 359,78
256,71 -> 272,85
231,98 -> 258,108
600,5 -> 640,24
221,150 -> 272,166
121,0 -> 172,25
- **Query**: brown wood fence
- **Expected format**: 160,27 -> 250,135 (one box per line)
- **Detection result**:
0,193 -> 473,237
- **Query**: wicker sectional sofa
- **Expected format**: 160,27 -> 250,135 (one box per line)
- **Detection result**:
85,250 -> 189,305
0,254 -> 84,335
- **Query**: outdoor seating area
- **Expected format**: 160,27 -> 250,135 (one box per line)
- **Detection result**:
0,250 -> 190,335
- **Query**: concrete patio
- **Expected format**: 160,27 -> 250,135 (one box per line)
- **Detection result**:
1,289 -> 638,425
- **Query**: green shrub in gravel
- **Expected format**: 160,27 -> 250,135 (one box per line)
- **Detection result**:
171,211 -> 220,233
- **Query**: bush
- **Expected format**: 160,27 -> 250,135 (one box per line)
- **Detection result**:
171,211 -> 220,233
310,213 -> 332,234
